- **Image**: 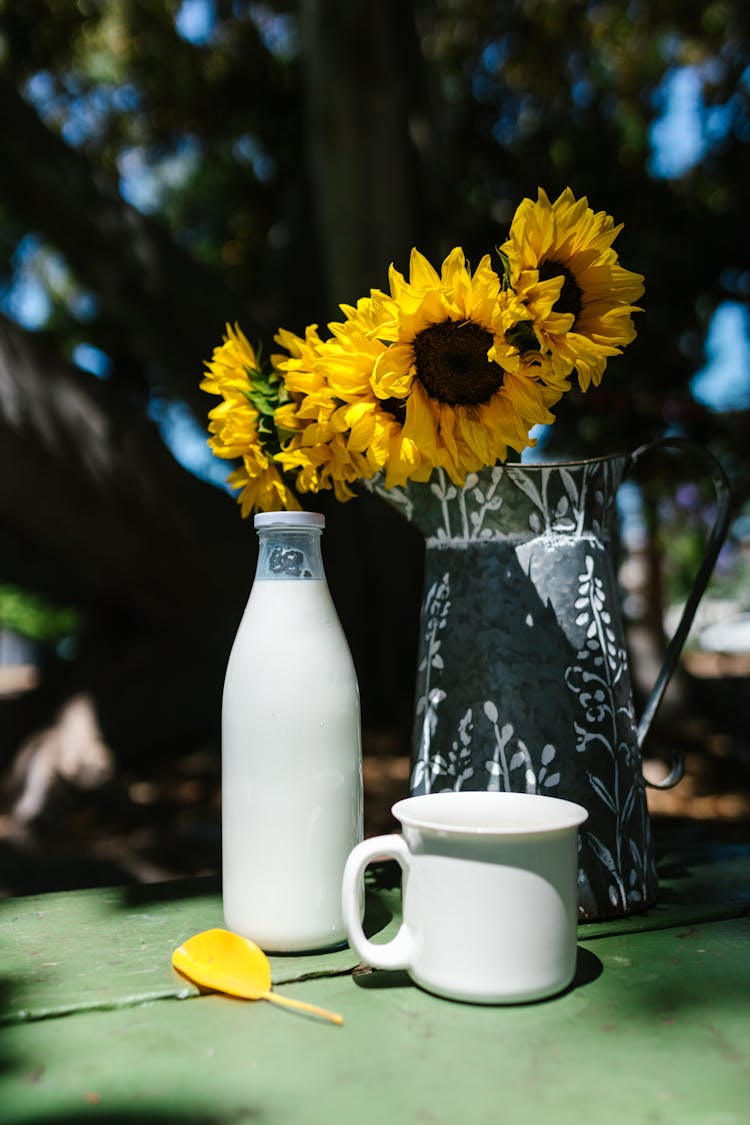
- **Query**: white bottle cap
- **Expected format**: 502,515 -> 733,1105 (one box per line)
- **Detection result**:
253,511 -> 325,529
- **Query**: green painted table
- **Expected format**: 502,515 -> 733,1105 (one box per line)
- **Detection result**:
1,824 -> 749,1124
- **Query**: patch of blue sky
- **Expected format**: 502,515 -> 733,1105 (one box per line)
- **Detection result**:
1,265 -> 50,330
3,244 -> 112,380
176,0 -> 297,56
649,65 -> 732,179
571,77 -> 594,109
72,343 -> 112,380
520,424 -> 552,463
690,302 -> 750,412
175,0 -> 217,45
0,235 -> 97,330
649,64 -> 749,415
480,38 -> 510,74
24,70 -> 57,109
233,135 -> 276,182
473,38 -> 510,104
616,479 -> 647,552
69,291 -> 98,322
24,71 -> 142,148
117,148 -> 161,213
249,4 -> 299,60
118,136 -> 201,214
148,396 -> 232,491
60,86 -> 116,147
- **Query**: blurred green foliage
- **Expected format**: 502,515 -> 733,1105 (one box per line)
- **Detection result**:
0,584 -> 80,642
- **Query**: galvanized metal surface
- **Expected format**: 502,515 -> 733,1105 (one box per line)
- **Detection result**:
373,445 -> 731,922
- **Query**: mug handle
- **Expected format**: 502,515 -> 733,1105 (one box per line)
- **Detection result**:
341,835 -> 413,971
624,437 -> 733,788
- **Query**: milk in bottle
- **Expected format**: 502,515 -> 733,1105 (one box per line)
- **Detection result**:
221,510 -> 363,951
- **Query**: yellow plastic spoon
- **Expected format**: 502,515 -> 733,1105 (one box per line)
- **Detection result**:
172,928 -> 344,1026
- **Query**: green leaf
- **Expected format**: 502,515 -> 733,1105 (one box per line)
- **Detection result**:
0,585 -> 81,642
496,247 -> 512,290
505,320 -> 540,354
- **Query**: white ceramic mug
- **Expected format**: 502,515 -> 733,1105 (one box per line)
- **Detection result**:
341,791 -> 588,1004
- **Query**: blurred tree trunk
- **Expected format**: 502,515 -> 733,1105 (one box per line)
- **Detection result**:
0,313 -> 250,768
299,0 -> 436,738
300,0 -> 441,305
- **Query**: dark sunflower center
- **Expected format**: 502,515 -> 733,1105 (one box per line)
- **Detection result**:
412,320 -> 502,406
538,259 -> 583,321
380,395 -> 407,424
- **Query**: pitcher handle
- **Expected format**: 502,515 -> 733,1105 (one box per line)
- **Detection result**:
624,437 -> 733,789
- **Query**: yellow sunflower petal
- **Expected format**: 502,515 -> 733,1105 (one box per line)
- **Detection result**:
502,187 -> 643,391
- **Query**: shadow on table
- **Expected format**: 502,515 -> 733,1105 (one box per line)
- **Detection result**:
0,980 -> 228,1121
0,980 -> 242,1125
651,817 -> 750,921
120,874 -> 221,907
569,946 -> 604,989
654,816 -> 750,868
117,873 -> 394,947
362,887 -> 396,939
0,839 -> 137,899
352,946 -> 603,1002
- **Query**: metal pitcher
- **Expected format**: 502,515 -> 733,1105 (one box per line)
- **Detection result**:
373,439 -> 732,920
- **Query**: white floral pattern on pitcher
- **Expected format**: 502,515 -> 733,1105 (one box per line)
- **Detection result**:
369,445 -> 731,921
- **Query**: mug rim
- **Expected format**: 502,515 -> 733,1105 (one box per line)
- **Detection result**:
392,791 -> 589,836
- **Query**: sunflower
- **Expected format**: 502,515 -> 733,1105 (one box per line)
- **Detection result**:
501,187 -> 644,391
273,306 -> 434,493
353,246 -> 566,484
202,188 -> 644,510
271,323 -> 375,501
273,395 -> 375,503
200,323 -> 300,515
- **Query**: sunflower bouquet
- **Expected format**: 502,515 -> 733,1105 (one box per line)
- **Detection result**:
201,188 -> 644,515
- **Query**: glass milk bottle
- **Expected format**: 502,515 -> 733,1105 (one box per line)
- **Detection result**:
221,510 -> 363,952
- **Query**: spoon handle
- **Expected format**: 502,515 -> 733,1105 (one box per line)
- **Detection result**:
262,990 -> 344,1026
